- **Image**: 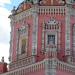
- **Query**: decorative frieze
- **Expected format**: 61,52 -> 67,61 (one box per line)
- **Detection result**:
10,6 -> 65,23
14,7 -> 34,22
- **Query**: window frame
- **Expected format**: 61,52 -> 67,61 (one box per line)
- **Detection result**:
47,35 -> 55,45
18,25 -> 28,55
45,31 -> 57,47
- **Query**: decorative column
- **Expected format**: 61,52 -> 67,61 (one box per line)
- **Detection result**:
16,28 -> 19,60
42,21 -> 45,52
51,0 -> 53,5
45,58 -> 57,75
9,16 -> 15,62
65,4 -> 71,62
32,5 -> 38,55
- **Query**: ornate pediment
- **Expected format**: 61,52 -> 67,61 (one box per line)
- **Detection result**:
44,18 -> 59,30
46,18 -> 59,25
19,25 -> 26,31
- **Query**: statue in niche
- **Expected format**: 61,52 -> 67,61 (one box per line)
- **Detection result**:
21,38 -> 26,54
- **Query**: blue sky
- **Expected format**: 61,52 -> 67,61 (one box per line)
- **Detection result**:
0,0 -> 24,63
5,0 -> 24,10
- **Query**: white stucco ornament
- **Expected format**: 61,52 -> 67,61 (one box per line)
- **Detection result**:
20,25 -> 26,31
47,18 -> 59,25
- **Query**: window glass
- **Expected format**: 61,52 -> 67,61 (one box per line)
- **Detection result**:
47,35 -> 55,45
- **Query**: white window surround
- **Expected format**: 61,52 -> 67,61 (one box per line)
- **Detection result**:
42,18 -> 61,52
18,25 -> 28,56
46,18 -> 59,25
45,18 -> 58,47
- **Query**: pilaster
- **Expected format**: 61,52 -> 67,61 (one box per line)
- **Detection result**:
42,21 -> 45,51
65,4 -> 71,56
32,5 -> 38,55
9,16 -> 16,62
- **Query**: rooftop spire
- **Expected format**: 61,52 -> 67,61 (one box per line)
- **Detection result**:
1,57 -> 4,63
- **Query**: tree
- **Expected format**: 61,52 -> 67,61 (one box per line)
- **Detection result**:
25,0 -> 33,3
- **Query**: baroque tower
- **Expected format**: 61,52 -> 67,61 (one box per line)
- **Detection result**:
1,0 -> 75,75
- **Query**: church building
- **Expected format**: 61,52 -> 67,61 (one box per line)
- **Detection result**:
1,0 -> 75,75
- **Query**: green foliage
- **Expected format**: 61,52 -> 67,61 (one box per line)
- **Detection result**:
25,0 -> 33,3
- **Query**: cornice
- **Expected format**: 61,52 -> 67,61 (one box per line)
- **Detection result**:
9,5 -> 66,23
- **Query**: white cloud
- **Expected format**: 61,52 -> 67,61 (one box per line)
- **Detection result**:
0,7 -> 11,43
0,43 -> 9,63
0,6 -> 11,63
0,0 -> 11,3
0,0 -> 11,6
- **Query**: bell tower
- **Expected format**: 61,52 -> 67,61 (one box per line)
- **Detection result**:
6,0 -> 75,75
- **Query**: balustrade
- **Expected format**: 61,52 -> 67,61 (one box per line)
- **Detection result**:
1,58 -> 75,75
9,56 -> 35,70
14,6 -> 65,22
0,59 -> 45,75
57,59 -> 75,73
38,6 -> 65,15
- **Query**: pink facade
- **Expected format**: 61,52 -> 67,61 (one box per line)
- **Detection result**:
12,16 -> 34,61
57,71 -> 74,75
10,0 -> 75,63
27,70 -> 45,75
37,14 -> 66,61
0,57 -> 7,74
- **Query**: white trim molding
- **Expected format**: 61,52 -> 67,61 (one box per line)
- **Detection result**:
42,18 -> 61,52
17,24 -> 29,59
32,5 -> 38,55
65,5 -> 71,56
